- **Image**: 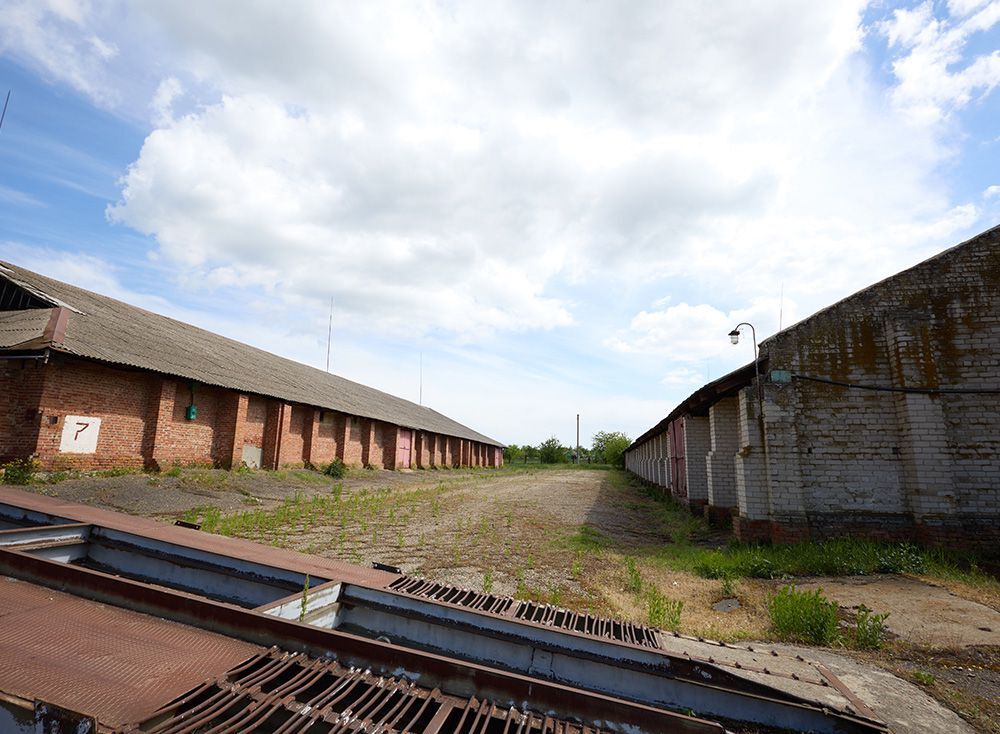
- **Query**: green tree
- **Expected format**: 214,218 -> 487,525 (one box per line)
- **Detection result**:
522,445 -> 539,464
592,430 -> 631,468
538,436 -> 568,464
503,444 -> 523,464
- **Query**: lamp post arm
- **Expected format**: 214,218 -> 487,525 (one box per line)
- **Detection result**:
733,322 -> 763,411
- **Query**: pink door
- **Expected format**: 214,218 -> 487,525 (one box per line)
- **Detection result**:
396,429 -> 412,469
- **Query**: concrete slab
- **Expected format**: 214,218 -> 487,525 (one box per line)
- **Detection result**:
799,575 -> 1000,647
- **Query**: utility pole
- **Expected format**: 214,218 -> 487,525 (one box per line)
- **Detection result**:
419,352 -> 423,406
576,413 -> 580,464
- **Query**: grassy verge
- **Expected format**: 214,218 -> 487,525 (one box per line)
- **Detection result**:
606,470 -> 998,595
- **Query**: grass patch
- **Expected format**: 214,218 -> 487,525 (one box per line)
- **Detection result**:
695,538 -> 927,579
646,586 -> 683,630
768,585 -> 840,645
557,525 -> 612,553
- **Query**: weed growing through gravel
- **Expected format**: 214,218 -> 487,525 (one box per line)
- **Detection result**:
180,480 -> 453,550
624,556 -> 643,595
515,569 -> 527,599
768,585 -> 840,645
483,570 -> 494,593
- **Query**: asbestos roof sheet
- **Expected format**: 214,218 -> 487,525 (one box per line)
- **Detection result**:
0,308 -> 50,348
0,262 -> 502,446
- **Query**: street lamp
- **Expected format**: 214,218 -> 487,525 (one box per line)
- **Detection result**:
729,322 -> 763,410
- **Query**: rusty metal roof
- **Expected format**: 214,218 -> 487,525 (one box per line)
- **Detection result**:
123,647 -> 619,734
0,575 -> 263,727
0,261 -> 502,447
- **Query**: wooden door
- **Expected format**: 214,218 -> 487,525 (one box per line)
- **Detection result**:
396,429 -> 412,469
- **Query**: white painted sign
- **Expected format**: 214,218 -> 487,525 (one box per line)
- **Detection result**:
59,416 -> 101,454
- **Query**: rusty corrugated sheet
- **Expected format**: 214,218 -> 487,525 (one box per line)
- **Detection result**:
0,576 -> 263,727
125,647 -> 615,734
388,575 -> 515,614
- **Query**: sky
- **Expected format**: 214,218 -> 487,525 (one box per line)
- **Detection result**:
1,1 -> 998,449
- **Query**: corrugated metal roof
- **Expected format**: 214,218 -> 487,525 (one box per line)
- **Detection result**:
0,262 -> 502,446
125,647 -> 610,733
0,575 -> 263,727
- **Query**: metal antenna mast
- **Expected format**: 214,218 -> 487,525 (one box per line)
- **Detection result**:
0,91 -> 11,131
325,297 -> 333,372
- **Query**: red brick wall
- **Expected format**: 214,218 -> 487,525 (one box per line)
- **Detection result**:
154,379 -> 223,467
342,415 -> 363,466
381,423 -> 398,469
16,360 -> 152,469
309,411 -> 339,465
0,361 -> 46,462
2,357 -> 493,473
279,404 -> 307,467
244,397 -> 267,448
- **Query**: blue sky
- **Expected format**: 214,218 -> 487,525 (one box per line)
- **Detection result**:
1,1 -> 998,447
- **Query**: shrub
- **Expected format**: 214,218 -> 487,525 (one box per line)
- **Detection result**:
853,604 -> 890,650
720,574 -> 736,597
647,586 -> 683,630
323,458 -> 348,478
912,670 -> 935,686
768,585 -> 840,645
1,457 -> 39,485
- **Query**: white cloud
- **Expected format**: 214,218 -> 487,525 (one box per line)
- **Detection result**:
878,0 -> 1000,125
0,1 -> 120,106
150,76 -> 182,126
606,298 -> 787,362
100,0 -> 981,343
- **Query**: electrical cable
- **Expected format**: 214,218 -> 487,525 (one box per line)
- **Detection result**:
792,373 -> 1000,395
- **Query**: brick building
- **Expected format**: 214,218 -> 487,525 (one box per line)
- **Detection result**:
0,262 -> 503,472
625,226 -> 1000,549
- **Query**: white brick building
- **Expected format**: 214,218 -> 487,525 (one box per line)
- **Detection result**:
626,226 -> 1000,549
